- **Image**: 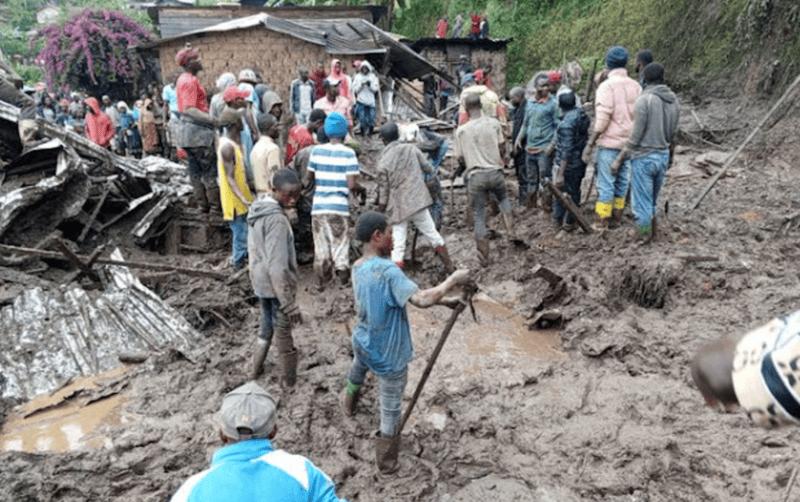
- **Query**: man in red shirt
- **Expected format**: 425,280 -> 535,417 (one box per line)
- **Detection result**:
175,46 -> 218,212
470,13 -> 481,40
83,97 -> 115,148
285,108 -> 325,166
435,17 -> 448,38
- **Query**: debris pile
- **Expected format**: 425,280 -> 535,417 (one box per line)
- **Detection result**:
0,100 -> 206,403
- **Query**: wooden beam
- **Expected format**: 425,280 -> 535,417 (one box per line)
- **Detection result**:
544,180 -> 593,234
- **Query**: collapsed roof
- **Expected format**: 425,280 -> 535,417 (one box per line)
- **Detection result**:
137,13 -> 444,82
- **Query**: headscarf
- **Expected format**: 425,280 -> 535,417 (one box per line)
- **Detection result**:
323,112 -> 348,139
216,72 -> 237,92
606,46 -> 629,70
329,59 -> 350,100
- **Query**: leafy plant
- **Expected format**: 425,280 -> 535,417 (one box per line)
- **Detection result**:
33,9 -> 151,98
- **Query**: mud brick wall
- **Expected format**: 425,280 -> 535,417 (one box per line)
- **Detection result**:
158,26 -> 362,103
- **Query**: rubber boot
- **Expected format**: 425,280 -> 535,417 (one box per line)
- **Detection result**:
525,191 -> 538,210
592,215 -> 609,232
190,178 -> 209,213
342,383 -> 360,417
610,208 -> 624,229
434,246 -> 455,274
249,339 -> 270,381
280,349 -> 298,387
540,188 -> 553,213
375,432 -> 400,474
476,239 -> 490,267
205,185 -> 221,214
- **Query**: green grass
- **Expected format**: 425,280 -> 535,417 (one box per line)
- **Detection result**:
394,0 -> 800,96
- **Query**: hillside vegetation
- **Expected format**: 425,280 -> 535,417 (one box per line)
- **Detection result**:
395,0 -> 800,97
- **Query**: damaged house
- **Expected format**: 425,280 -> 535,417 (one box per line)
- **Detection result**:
137,13 -> 453,121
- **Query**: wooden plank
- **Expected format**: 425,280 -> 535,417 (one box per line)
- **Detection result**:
78,181 -> 112,243
544,180 -> 593,234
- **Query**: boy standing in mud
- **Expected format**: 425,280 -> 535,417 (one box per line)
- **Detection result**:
247,169 -> 303,386
341,211 -> 471,473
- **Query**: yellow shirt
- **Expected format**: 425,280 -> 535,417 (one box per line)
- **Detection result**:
217,137 -> 254,220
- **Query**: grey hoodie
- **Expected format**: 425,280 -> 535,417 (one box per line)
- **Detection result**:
247,195 -> 298,310
627,84 -> 680,158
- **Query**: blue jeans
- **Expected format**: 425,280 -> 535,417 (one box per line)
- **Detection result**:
553,164 -> 586,225
355,103 -> 376,135
630,149 -> 670,233
595,147 -> 631,218
347,353 -> 408,437
523,152 -> 551,203
229,214 -> 248,269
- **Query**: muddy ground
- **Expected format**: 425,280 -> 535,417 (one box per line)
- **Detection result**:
2,96 -> 800,501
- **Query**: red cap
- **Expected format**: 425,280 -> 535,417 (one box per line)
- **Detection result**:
175,47 -> 200,67
223,86 -> 251,103
547,70 -> 562,84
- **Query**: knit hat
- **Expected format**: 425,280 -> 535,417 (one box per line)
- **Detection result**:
606,46 -> 629,70
175,47 -> 199,67
219,382 -> 277,441
323,112 -> 348,139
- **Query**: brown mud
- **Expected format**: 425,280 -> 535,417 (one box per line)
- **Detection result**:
2,97 -> 800,501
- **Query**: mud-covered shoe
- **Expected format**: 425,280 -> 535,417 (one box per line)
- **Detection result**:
375,432 -> 400,474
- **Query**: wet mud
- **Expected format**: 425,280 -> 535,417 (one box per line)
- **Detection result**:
2,98 -> 800,501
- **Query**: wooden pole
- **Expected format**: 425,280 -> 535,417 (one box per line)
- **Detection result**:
544,180 -> 593,233
0,243 -> 228,280
689,73 -> 800,211
396,286 -> 475,437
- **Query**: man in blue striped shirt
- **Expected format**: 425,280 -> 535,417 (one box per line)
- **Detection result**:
307,112 -> 362,289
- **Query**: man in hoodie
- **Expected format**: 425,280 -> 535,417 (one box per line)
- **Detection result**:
376,123 -> 455,273
289,68 -> 316,125
515,73 -> 559,210
170,382 -> 345,502
581,46 -> 641,230
247,169 -> 303,385
610,63 -> 679,239
352,61 -> 380,136
83,97 -> 115,149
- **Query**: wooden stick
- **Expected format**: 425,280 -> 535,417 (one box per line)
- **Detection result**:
0,243 -> 228,280
783,467 -> 798,502
396,286 -> 474,437
544,180 -> 593,234
54,239 -> 102,284
78,181 -> 112,243
584,58 -> 599,103
689,73 -> 800,211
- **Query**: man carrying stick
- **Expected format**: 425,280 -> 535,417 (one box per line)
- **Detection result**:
341,211 -> 470,474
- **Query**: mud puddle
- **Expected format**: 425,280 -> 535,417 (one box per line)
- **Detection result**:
409,291 -> 564,376
1,367 -> 128,453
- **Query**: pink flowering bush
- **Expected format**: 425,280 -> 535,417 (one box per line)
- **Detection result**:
34,9 -> 151,97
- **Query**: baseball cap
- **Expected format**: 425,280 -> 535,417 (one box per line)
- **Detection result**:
223,86 -> 250,104
219,382 -> 277,440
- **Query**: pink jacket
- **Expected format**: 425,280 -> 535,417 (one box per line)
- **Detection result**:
593,68 -> 641,149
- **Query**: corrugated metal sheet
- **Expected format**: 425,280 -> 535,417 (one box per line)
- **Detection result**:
0,249 -> 202,400
139,14 -> 443,81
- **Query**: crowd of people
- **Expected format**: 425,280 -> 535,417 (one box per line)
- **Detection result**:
435,12 -> 491,40
5,40 -> 679,501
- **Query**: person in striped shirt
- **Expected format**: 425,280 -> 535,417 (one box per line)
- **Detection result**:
307,112 -> 364,289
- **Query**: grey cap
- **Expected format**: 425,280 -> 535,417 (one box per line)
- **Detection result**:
219,382 -> 277,440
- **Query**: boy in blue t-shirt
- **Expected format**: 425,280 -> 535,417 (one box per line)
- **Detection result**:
342,211 -> 470,473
